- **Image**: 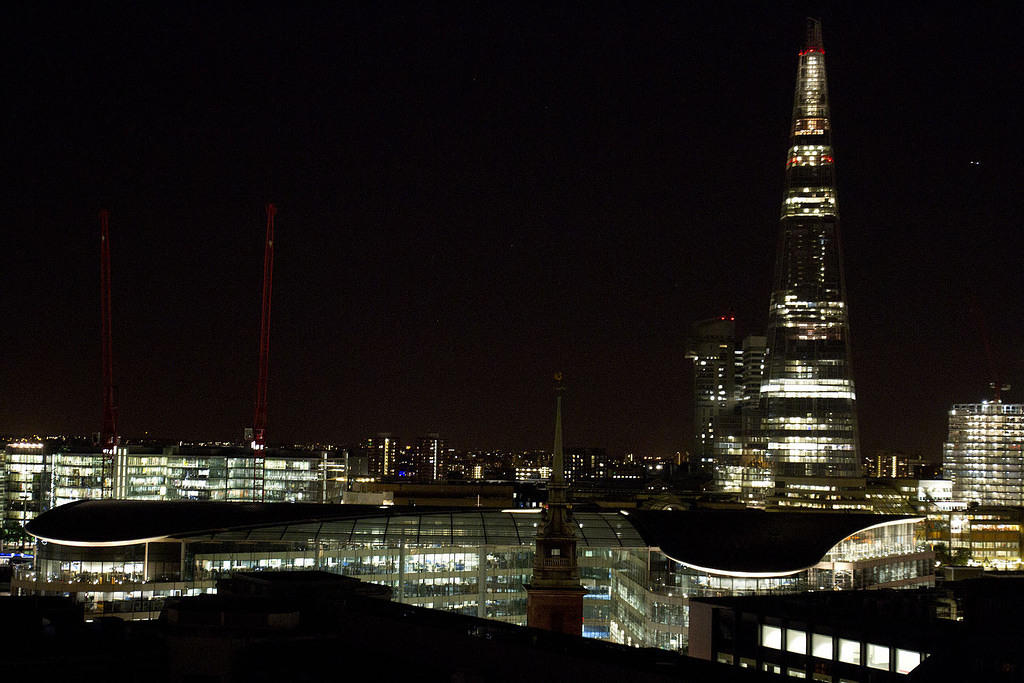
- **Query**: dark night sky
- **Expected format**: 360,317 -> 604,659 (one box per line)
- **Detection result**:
3,4 -> 1022,458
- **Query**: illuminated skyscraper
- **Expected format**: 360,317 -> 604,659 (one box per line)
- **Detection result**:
686,319 -> 769,499
686,316 -> 737,473
762,19 -> 861,481
944,402 -> 1024,506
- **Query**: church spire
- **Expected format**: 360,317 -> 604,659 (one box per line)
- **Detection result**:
526,373 -> 586,635
551,372 -> 565,486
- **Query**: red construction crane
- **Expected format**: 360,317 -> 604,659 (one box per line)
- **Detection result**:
99,209 -> 118,452
252,203 -> 276,451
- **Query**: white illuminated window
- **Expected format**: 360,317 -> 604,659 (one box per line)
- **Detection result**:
786,629 -> 807,654
812,633 -> 832,659
838,638 -> 860,665
787,668 -> 807,679
896,649 -> 922,674
762,625 -> 782,649
866,643 -> 890,671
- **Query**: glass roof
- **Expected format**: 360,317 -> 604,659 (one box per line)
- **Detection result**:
183,510 -> 647,548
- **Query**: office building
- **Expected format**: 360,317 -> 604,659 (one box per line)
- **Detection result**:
686,320 -> 770,502
1,442 -> 52,529
943,402 -> 1024,506
1,441 -> 54,551
688,578 -> 1024,681
15,501 -> 932,651
761,19 -> 861,487
686,317 -> 738,474
732,335 -> 772,503
0,443 -> 351,525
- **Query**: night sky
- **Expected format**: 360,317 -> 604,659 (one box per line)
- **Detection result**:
4,4 -> 1022,459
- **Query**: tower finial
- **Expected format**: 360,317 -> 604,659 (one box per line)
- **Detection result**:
804,17 -> 824,52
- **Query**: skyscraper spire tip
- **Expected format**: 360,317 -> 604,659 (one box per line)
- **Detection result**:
804,17 -> 824,52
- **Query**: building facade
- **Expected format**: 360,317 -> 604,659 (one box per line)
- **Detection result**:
363,433 -> 399,479
688,591 -> 940,679
412,433 -> 444,481
686,317 -> 738,474
15,502 -> 932,652
761,19 -> 861,486
686,319 -> 770,502
0,442 -> 352,539
943,402 -> 1024,506
0,441 -> 54,550
864,450 -> 941,479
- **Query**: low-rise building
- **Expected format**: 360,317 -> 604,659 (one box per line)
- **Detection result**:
15,501 -> 932,652
689,577 -> 1024,681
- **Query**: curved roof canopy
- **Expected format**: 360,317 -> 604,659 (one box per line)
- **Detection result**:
625,509 -> 915,574
27,500 -> 917,576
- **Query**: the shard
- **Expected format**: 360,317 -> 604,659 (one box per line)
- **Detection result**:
762,19 -> 861,482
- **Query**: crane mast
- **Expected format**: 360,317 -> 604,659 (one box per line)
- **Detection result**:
99,209 -> 118,453
252,204 -> 276,453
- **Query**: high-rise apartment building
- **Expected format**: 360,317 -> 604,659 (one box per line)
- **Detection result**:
944,402 -> 1024,506
364,433 -> 399,479
686,319 -> 769,500
863,450 -> 940,479
762,19 -> 861,483
414,433 -> 444,481
685,317 -> 737,473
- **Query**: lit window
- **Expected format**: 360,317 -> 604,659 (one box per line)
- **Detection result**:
787,629 -> 807,654
762,625 -> 783,649
787,668 -> 807,679
812,633 -> 832,659
896,649 -> 922,674
866,643 -> 890,671
838,639 -> 860,665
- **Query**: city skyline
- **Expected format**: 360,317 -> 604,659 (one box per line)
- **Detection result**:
4,6 -> 1022,458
